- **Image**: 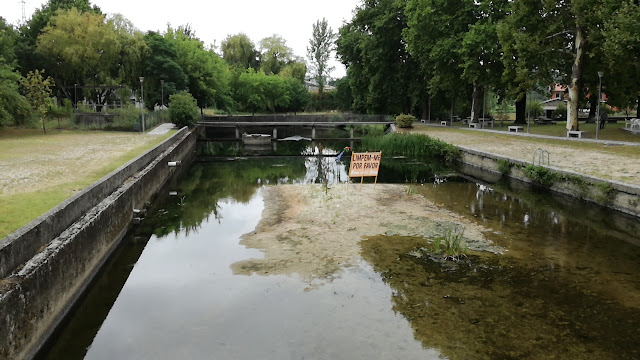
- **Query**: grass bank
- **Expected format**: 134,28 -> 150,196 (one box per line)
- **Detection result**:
0,129 -> 175,238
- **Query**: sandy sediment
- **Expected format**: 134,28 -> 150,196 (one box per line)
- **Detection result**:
231,184 -> 497,287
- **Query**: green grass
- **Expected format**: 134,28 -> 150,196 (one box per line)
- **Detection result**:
0,129 -> 175,238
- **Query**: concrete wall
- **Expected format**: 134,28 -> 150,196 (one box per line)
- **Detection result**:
457,146 -> 640,217
0,128 -> 197,360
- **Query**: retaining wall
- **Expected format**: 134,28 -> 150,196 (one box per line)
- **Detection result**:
0,128 -> 197,360
457,146 -> 640,217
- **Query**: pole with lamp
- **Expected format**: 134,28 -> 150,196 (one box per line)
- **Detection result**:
74,83 -> 77,116
160,79 -> 165,109
139,77 -> 145,133
596,71 -> 603,139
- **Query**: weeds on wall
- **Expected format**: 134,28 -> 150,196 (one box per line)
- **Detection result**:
496,159 -> 513,175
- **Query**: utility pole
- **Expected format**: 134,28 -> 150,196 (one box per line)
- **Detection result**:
21,0 -> 26,24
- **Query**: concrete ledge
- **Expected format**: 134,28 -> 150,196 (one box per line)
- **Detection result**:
0,128 -> 197,359
457,146 -> 640,217
0,128 -> 188,279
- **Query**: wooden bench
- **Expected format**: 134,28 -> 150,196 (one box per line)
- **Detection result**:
508,126 -> 524,132
469,123 -> 482,129
567,130 -> 587,138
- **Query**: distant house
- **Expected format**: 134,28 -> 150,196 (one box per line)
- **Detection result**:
550,83 -> 568,100
304,78 -> 335,93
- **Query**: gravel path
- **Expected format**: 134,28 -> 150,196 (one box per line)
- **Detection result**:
414,127 -> 640,187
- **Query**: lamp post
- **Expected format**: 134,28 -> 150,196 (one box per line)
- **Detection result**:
139,77 -> 145,133
596,71 -> 604,139
160,79 -> 165,109
527,90 -> 531,134
74,83 -> 77,116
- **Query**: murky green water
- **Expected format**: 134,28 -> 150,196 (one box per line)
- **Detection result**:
37,158 -> 640,360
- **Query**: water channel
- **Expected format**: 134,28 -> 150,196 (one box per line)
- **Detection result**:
37,141 -> 640,360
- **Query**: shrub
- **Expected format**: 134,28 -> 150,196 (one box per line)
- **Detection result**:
169,92 -> 200,128
395,114 -> 416,128
104,105 -> 145,131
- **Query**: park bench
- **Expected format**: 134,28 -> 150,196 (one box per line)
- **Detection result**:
567,130 -> 587,138
469,123 -> 482,129
508,126 -> 524,132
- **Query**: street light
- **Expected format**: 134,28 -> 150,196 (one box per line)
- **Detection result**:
139,77 -> 145,133
74,83 -> 77,116
596,71 -> 604,139
160,79 -> 165,109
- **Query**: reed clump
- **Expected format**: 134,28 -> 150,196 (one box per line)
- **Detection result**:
360,133 -> 460,163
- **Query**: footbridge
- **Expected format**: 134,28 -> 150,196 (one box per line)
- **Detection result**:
197,114 -> 394,140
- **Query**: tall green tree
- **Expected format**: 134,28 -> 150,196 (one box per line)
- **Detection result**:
165,26 -> 231,112
336,0 -> 422,115
16,0 -> 101,77
36,9 -> 146,108
307,18 -> 336,97
20,69 -> 54,133
0,18 -> 31,127
602,1 -> 640,117
259,35 -> 295,75
142,31 -> 188,110
221,33 -> 261,70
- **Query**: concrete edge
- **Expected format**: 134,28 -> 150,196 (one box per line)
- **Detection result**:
0,128 -> 188,279
456,146 -> 640,217
0,127 -> 197,360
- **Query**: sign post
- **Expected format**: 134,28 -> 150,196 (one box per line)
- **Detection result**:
348,151 -> 382,189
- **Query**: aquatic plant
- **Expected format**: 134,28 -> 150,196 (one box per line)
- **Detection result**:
360,133 -> 460,163
496,159 -> 513,175
429,225 -> 467,261
521,164 -> 559,187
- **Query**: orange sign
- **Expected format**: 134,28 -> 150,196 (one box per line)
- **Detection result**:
349,152 -> 382,177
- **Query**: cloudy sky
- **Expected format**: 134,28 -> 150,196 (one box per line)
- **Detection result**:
3,0 -> 362,78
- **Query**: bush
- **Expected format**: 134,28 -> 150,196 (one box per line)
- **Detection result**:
395,114 -> 416,128
103,105 -> 145,131
553,102 -> 567,119
169,92 -> 200,128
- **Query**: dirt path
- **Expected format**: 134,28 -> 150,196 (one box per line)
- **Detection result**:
231,184 -> 500,288
414,128 -> 640,186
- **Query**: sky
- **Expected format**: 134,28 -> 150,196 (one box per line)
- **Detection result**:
2,0 -> 362,78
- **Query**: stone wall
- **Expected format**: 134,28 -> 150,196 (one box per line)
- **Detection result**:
457,146 -> 640,217
0,128 -> 196,360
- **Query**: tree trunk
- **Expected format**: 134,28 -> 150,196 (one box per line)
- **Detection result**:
513,95 -> 526,124
586,93 -> 597,123
567,27 -> 585,132
470,83 -> 482,122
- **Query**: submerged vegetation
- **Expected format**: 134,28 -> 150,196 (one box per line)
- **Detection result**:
360,133 -> 460,163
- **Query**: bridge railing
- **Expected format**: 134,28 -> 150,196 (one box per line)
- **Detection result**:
201,113 -> 392,123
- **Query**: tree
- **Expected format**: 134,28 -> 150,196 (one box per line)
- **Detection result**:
142,31 -> 188,110
36,9 -> 145,108
169,91 -> 199,128
16,0 -> 101,78
221,33 -> 261,70
307,18 -> 336,97
337,0 -> 422,114
602,1 -> 640,117
283,77 -> 310,113
165,26 -> 231,112
259,35 -> 295,75
0,18 -> 31,127
20,69 -> 54,133
279,61 -> 307,82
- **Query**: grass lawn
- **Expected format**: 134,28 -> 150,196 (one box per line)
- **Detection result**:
414,124 -> 640,158
0,128 -> 175,239
440,120 -> 640,143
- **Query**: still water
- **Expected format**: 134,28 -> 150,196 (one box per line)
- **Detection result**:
38,156 -> 640,360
